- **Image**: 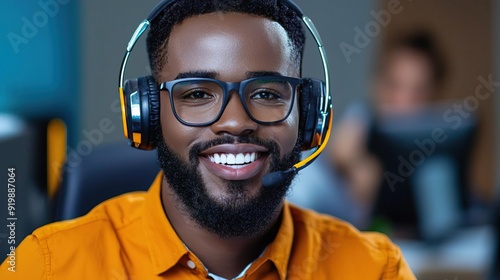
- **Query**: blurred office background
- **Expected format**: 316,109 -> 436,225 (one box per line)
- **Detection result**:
0,0 -> 499,279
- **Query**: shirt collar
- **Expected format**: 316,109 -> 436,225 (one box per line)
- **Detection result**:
142,172 -> 295,278
246,202 -> 294,280
143,172 -> 189,275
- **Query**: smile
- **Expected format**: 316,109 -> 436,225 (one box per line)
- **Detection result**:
199,144 -> 269,181
206,152 -> 260,166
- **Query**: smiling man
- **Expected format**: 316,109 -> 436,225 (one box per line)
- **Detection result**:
1,1 -> 415,279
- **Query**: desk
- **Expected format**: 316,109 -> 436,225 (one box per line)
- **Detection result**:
396,226 -> 496,279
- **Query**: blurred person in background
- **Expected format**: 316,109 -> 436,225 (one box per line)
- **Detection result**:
327,30 -> 475,238
288,31 -> 450,232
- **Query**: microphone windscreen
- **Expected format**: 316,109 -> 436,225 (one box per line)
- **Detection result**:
262,171 -> 286,188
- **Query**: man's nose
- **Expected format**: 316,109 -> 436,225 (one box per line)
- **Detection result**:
210,93 -> 258,137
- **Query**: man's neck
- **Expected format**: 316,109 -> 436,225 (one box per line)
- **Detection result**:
160,179 -> 283,279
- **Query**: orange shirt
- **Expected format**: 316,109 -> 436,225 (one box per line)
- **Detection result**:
1,173 -> 415,279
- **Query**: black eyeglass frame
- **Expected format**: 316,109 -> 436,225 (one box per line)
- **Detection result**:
159,76 -> 303,127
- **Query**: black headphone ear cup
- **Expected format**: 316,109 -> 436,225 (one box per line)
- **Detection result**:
122,75 -> 159,150
144,75 -> 160,149
300,78 -> 329,151
300,78 -> 319,150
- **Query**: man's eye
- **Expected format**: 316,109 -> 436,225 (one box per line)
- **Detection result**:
251,89 -> 282,100
182,90 -> 213,99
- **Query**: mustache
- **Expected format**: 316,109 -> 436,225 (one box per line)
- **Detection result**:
188,135 -> 281,163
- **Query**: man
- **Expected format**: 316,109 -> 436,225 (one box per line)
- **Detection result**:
1,1 -> 415,279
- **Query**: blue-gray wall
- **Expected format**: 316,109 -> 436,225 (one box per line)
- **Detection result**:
0,1 -> 80,145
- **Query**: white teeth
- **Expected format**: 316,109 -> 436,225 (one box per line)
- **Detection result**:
207,152 -> 259,165
227,154 -> 236,165
235,153 -> 245,164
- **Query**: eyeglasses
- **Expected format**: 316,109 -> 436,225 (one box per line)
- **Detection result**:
159,76 -> 302,126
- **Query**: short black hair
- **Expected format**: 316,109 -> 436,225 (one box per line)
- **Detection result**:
146,0 -> 306,81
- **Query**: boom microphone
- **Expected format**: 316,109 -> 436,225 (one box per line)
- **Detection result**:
262,169 -> 297,188
261,111 -> 333,188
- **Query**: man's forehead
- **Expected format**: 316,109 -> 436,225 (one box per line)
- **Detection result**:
160,12 -> 297,81
174,71 -> 284,80
168,12 -> 290,43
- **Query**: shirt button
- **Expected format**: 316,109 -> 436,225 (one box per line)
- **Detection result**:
187,260 -> 196,269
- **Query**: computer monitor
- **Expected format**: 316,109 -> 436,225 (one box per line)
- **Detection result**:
367,104 -> 477,242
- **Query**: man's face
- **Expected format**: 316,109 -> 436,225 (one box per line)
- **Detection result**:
157,12 -> 301,237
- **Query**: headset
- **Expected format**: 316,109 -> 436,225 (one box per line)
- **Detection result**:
118,0 -> 333,187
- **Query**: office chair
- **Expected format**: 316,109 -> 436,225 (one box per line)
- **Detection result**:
53,142 -> 159,221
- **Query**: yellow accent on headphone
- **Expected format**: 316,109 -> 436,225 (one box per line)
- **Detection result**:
293,109 -> 333,170
119,87 -> 129,139
133,133 -> 142,146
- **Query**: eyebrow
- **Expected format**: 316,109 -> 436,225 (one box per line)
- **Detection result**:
175,71 -> 217,79
174,71 -> 284,80
246,71 -> 284,78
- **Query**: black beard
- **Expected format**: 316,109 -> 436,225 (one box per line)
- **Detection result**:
156,131 -> 302,239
